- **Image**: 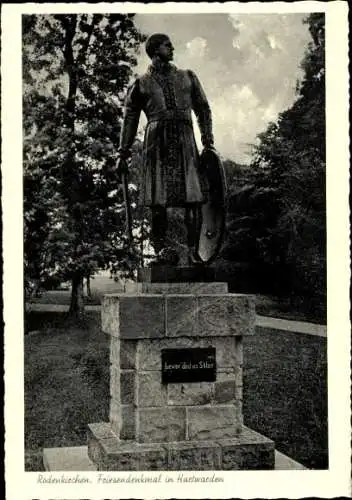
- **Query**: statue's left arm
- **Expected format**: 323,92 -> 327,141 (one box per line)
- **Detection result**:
188,70 -> 214,148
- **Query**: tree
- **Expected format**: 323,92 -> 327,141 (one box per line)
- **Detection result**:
23,14 -> 146,315
224,14 -> 326,317
250,13 -> 326,314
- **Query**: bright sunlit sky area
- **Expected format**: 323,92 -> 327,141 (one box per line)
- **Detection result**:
133,13 -> 311,164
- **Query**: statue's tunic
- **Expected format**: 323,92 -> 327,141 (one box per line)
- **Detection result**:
119,63 -> 214,207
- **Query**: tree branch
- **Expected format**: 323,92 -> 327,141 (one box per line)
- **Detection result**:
77,14 -> 100,67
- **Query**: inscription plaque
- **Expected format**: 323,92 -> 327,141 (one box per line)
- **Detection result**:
161,347 -> 216,383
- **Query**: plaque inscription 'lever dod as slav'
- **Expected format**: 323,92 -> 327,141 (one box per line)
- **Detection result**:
162,347 -> 216,383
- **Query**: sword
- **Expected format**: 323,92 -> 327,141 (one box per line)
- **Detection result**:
118,157 -> 133,243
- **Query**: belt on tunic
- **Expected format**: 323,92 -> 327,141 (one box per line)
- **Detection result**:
147,109 -> 192,125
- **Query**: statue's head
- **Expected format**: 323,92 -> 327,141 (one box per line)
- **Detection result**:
145,33 -> 174,62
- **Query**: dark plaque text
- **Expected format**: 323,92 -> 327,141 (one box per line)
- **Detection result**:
161,347 -> 216,383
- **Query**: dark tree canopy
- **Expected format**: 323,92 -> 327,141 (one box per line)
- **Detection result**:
222,13 -> 326,319
23,14 -> 146,314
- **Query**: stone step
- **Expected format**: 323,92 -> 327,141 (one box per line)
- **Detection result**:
43,444 -> 307,471
87,422 -> 276,471
125,281 -> 228,294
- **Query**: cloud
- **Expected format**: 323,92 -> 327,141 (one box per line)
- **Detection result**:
209,84 -> 280,163
133,13 -> 312,163
267,34 -> 280,50
186,36 -> 208,58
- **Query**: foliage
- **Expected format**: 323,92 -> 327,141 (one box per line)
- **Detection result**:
23,14 -> 146,313
224,14 -> 326,318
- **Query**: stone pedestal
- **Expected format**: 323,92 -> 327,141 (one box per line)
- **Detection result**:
88,278 -> 275,470
138,265 -> 222,283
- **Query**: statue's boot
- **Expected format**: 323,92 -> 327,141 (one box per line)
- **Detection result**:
158,247 -> 180,266
185,205 -> 204,266
188,246 -> 204,266
151,206 -> 168,262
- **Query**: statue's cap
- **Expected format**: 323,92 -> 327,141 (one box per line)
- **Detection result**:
145,33 -> 169,58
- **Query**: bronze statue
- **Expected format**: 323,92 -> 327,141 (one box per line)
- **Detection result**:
117,33 -> 225,266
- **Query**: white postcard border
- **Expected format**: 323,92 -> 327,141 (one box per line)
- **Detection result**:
3,2 -> 350,499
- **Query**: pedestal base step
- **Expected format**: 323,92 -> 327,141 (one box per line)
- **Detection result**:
43,446 -> 307,472
138,266 -> 220,283
43,445 -> 307,471
87,422 -> 276,471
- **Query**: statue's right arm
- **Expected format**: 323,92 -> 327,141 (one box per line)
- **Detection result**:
118,79 -> 142,158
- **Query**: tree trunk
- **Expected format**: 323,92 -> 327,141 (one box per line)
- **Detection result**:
86,275 -> 91,299
69,273 -> 85,316
63,17 -> 86,320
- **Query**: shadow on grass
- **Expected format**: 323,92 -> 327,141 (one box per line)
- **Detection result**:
254,294 -> 326,325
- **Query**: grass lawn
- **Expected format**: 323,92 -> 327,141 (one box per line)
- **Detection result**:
25,312 -> 109,471
243,327 -> 327,469
24,310 -> 327,471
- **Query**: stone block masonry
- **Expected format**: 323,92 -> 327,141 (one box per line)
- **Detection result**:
88,281 -> 275,470
88,422 -> 275,471
103,291 -> 252,443
102,292 -> 255,338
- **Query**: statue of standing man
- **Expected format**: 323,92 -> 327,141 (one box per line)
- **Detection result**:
117,33 -> 217,266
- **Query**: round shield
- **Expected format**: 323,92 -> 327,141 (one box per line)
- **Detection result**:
196,148 -> 227,264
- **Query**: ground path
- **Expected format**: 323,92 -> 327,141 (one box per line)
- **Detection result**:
256,315 -> 326,337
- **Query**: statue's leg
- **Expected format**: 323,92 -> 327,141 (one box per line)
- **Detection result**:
185,204 -> 203,264
151,206 -> 167,254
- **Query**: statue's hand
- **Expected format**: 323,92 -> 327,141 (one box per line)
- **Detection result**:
202,142 -> 216,152
115,152 -> 130,183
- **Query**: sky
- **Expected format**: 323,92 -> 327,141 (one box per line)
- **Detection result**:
133,13 -> 312,164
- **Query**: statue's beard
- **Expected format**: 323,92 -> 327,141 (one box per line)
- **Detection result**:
158,53 -> 173,63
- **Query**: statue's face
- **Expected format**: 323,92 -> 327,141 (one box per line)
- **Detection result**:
155,37 -> 174,62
